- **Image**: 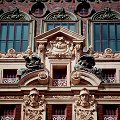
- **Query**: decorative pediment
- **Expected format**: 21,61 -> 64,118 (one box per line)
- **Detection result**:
0,7 -> 31,20
35,26 -> 85,59
92,7 -> 120,20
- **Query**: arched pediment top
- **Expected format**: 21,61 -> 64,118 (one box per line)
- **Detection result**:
0,7 -> 31,21
71,70 -> 102,86
18,69 -> 49,86
44,8 -> 78,21
92,7 -> 120,20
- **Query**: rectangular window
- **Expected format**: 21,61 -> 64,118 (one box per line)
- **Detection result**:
103,105 -> 118,120
3,69 -> 17,78
0,105 -> 16,120
52,65 -> 67,86
102,69 -> 116,83
52,104 -> 66,120
53,65 -> 67,79
2,69 -> 17,84
94,23 -> 120,52
0,23 -> 29,52
47,22 -> 77,32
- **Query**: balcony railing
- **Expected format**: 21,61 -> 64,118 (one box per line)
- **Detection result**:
104,115 -> 117,120
1,115 -> 15,120
102,74 -> 116,83
2,78 -> 18,84
52,115 -> 66,120
52,79 -> 67,86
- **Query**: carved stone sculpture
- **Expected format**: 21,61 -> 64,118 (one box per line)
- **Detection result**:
17,47 -> 44,80
74,88 -> 97,120
46,36 -> 74,58
74,55 -> 102,79
23,88 -> 45,120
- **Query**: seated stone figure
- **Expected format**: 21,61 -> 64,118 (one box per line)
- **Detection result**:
74,55 -> 102,79
74,55 -> 95,70
17,47 -> 43,79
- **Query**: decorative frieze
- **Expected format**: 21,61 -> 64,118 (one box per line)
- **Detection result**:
0,96 -> 23,99
88,48 -> 120,59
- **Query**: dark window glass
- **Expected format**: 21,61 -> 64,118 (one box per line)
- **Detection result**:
0,23 -> 29,52
47,23 -> 76,32
94,23 -> 120,52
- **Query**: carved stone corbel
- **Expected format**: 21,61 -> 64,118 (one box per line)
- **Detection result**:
74,88 -> 97,120
23,88 -> 45,120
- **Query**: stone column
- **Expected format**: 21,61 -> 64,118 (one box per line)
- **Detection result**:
46,104 -> 52,120
66,104 -> 72,120
97,104 -> 104,120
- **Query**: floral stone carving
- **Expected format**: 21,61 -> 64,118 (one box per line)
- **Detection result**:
74,88 -> 97,120
23,88 -> 45,120
46,36 -> 74,58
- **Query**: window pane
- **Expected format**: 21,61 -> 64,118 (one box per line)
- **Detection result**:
117,40 -> 120,51
0,42 -> 6,52
22,24 -> 29,40
94,23 -> 100,40
102,40 -> 108,51
22,41 -> 28,52
7,41 -> 14,50
116,23 -> 120,39
47,24 -> 54,30
54,24 -> 61,28
94,23 -> 100,51
102,23 -> 108,40
69,23 -> 76,32
14,41 -> 20,52
110,40 -> 116,52
0,24 -> 7,41
109,24 -> 115,40
15,24 -> 21,40
61,23 -> 68,29
8,24 -> 14,41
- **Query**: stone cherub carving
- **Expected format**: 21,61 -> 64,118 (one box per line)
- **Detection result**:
23,88 -> 45,120
74,88 -> 96,120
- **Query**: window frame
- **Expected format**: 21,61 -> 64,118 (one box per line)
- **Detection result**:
0,20 -> 35,53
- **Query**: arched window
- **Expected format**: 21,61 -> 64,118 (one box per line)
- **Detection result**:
88,8 -> 120,52
41,8 -> 81,34
0,8 -> 34,52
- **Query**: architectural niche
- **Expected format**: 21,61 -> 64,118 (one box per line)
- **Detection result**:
74,1 -> 95,18
29,1 -> 49,18
23,88 -> 45,120
74,88 -> 97,120
92,7 -> 120,20
0,7 -> 31,20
